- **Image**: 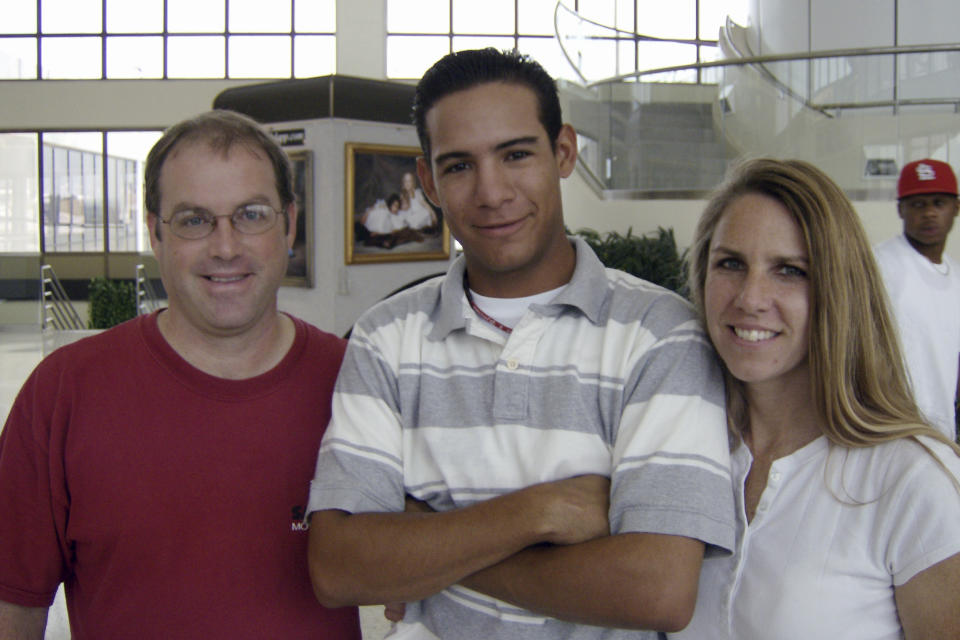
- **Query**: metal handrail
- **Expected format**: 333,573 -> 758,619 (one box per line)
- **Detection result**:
577,30 -> 960,88
716,17 -> 834,118
715,18 -> 960,116
40,264 -> 85,330
135,264 -> 162,315
554,2 -> 960,116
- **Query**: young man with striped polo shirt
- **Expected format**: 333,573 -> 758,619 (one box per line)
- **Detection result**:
307,48 -> 734,639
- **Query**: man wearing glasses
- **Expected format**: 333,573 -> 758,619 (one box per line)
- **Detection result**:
0,110 -> 361,638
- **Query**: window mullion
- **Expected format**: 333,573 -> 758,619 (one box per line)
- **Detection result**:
101,131 -> 110,254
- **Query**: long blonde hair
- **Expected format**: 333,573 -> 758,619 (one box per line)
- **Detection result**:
690,158 -> 958,453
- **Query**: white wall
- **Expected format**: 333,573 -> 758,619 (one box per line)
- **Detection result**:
275,118 -> 450,337
336,0 -> 386,77
0,79 -> 257,131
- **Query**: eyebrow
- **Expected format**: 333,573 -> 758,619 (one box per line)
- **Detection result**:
432,135 -> 540,167
170,195 -> 274,213
710,245 -> 809,264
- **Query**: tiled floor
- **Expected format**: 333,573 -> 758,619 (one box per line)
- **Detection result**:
0,326 -> 391,639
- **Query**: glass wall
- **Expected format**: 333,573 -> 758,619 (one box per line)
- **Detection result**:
107,132 -> 164,252
0,134 -> 40,253
0,0 -> 336,80
43,133 -> 104,252
385,0 -> 749,82
0,131 -> 161,255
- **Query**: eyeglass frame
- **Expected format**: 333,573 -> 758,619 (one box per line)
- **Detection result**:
158,203 -> 288,240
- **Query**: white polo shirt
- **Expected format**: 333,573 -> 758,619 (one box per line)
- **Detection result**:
673,435 -> 960,640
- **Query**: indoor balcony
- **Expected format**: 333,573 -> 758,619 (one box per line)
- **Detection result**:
554,1 -> 960,202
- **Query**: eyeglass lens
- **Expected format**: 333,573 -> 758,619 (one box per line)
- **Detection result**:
167,204 -> 278,238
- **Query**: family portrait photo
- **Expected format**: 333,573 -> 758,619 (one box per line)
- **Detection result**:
345,143 -> 450,264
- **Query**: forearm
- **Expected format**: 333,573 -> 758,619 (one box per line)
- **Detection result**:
0,600 -> 47,640
461,533 -> 704,632
309,508 -> 534,606
309,474 -> 611,608
308,484 -> 580,606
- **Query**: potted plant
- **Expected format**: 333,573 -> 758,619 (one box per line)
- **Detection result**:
572,226 -> 689,298
88,277 -> 137,329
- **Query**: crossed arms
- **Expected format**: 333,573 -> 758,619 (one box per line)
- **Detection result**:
307,475 -> 704,632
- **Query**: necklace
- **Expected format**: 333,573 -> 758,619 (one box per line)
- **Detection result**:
463,274 -> 513,334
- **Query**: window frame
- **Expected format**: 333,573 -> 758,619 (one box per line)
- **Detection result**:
384,0 -> 733,84
0,0 -> 336,80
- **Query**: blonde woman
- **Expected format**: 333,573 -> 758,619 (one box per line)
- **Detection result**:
675,158 -> 960,639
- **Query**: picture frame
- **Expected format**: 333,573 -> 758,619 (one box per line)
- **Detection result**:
863,158 -> 898,179
284,150 -> 313,287
345,142 -> 449,264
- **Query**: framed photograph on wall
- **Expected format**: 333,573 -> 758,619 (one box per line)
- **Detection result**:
284,150 -> 313,287
345,142 -> 449,264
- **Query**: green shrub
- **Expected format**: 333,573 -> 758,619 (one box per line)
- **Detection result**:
88,277 -> 137,329
572,226 -> 689,298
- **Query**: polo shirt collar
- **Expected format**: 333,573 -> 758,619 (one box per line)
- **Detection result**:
427,236 -> 608,340
550,236 -> 608,324
428,257 -> 470,340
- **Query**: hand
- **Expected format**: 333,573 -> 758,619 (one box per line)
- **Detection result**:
400,474 -> 609,548
384,602 -> 406,623
404,495 -> 435,514
530,474 -> 611,546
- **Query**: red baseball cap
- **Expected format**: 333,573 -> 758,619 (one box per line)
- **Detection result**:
898,159 -> 958,198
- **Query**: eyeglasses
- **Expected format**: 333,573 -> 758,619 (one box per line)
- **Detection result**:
160,204 -> 282,240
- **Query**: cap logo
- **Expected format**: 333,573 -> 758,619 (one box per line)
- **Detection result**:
916,162 -> 938,181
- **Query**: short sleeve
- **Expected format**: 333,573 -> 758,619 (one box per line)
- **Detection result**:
610,302 -> 735,554
0,365 -> 69,607
883,438 -> 960,586
307,320 -> 407,517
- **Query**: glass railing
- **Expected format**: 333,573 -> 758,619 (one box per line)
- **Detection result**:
555,3 -> 960,199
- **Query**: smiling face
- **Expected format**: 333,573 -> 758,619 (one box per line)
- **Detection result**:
704,193 -> 811,390
416,82 -> 577,297
148,140 -> 296,340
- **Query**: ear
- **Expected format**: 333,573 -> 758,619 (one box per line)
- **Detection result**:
897,201 -> 907,221
147,212 -> 162,251
284,201 -> 298,248
554,124 -> 578,179
417,157 -> 440,208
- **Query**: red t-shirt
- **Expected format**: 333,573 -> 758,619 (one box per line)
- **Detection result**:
0,312 -> 360,638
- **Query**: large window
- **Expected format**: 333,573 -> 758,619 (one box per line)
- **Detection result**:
0,134 -> 40,253
0,131 -> 162,254
0,0 -> 336,79
386,0 -> 748,83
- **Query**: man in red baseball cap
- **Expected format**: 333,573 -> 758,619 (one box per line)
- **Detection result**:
875,158 -> 960,439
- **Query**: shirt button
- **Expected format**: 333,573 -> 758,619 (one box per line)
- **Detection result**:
506,359 -> 519,370
770,471 -> 782,483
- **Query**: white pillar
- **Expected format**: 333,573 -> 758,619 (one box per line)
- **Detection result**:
337,0 -> 387,79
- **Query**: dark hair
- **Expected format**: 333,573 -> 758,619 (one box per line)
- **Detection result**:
386,193 -> 402,209
412,48 -> 563,159
144,110 -> 294,223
